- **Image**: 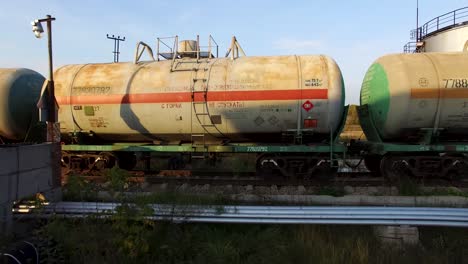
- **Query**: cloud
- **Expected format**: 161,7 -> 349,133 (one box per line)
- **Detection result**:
273,38 -> 324,53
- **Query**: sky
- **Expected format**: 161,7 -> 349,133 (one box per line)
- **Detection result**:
0,0 -> 466,104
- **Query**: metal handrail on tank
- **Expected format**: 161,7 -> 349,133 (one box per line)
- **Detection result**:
156,36 -> 175,61
225,36 -> 246,59
403,42 -> 418,53
134,41 -> 155,64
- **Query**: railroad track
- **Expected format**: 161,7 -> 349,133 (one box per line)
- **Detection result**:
144,175 -> 384,187
72,171 -> 468,188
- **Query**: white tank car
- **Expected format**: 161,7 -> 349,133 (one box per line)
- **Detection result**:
0,68 -> 45,140
54,54 -> 345,143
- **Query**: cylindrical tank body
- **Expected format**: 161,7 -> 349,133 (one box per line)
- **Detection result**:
0,68 -> 45,140
423,24 -> 468,52
54,55 -> 345,143
360,52 -> 468,142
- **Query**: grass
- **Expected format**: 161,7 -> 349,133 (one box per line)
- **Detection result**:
397,176 -> 468,197
30,220 -> 468,264
315,186 -> 347,197
424,187 -> 468,198
62,172 -> 99,201
397,176 -> 422,196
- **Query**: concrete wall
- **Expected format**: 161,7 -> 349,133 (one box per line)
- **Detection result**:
423,25 -> 468,52
0,143 -> 60,232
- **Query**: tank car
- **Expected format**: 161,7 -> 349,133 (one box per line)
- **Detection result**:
58,37 -> 347,177
0,68 -> 45,141
358,52 -> 468,180
54,53 -> 344,144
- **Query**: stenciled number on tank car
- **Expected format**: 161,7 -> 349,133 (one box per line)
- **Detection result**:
304,79 -> 322,87
88,117 -> 108,128
246,146 -> 268,152
72,86 -> 111,95
443,79 -> 468,88
216,102 -> 244,108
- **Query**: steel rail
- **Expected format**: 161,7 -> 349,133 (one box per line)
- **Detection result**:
13,202 -> 468,227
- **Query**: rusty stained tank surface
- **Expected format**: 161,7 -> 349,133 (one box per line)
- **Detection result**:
360,52 -> 468,141
0,68 -> 45,140
54,55 -> 345,143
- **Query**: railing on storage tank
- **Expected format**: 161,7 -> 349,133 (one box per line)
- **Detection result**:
404,6 -> 468,53
418,7 -> 468,40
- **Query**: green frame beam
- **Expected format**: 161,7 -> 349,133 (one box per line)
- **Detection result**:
364,142 -> 468,155
61,143 -> 347,153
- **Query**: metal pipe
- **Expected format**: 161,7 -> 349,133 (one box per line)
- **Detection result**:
196,35 -> 200,61
156,37 -> 160,61
208,35 -> 212,59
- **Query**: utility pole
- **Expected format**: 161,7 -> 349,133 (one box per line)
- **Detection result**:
416,0 -> 419,42
107,34 -> 125,62
31,14 -> 57,142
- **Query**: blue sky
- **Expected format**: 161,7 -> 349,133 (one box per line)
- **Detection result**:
1,0 -> 466,103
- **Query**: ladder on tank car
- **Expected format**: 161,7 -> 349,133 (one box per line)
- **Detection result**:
190,59 -> 226,158
156,35 -> 226,158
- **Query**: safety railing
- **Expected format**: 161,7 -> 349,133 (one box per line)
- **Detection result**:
14,202 -> 468,227
414,7 -> 468,41
403,42 -> 418,53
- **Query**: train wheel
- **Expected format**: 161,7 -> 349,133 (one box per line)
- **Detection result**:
381,156 -> 412,183
115,152 -> 137,171
364,155 -> 382,175
255,155 -> 282,179
61,151 -> 71,169
93,152 -> 116,171
441,154 -> 468,181
446,162 -> 468,181
381,156 -> 399,182
314,161 -> 336,182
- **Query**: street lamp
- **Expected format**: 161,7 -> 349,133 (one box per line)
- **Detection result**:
31,20 -> 44,38
31,15 -> 57,142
